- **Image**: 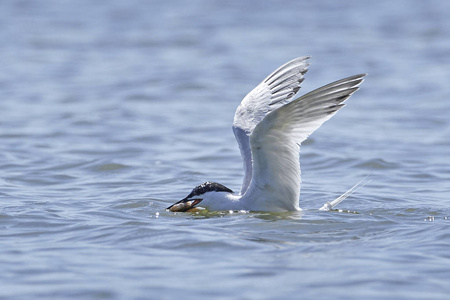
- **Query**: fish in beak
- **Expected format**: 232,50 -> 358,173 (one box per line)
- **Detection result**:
166,198 -> 203,212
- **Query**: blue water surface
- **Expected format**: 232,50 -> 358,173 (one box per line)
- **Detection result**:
0,0 -> 449,299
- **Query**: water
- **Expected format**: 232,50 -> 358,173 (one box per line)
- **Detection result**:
1,0 -> 449,299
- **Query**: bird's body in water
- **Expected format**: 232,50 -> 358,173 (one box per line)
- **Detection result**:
167,57 -> 366,212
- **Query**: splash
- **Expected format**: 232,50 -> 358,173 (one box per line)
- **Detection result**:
319,176 -> 371,211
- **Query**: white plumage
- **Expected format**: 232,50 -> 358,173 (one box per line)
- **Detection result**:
167,57 -> 366,212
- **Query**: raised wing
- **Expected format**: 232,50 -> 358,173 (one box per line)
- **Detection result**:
233,57 -> 310,194
241,74 -> 366,212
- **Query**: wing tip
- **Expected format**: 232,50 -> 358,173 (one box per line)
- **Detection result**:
291,56 -> 311,62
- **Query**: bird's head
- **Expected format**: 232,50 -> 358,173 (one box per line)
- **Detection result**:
166,181 -> 233,212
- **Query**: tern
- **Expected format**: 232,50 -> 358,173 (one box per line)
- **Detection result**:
167,57 -> 366,212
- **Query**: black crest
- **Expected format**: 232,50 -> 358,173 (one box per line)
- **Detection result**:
186,181 -> 233,198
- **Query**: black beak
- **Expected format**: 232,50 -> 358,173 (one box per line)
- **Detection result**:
166,198 -> 203,212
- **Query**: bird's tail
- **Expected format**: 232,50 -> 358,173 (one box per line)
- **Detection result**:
319,176 -> 371,211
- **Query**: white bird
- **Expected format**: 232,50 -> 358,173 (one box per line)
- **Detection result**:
167,57 -> 366,212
